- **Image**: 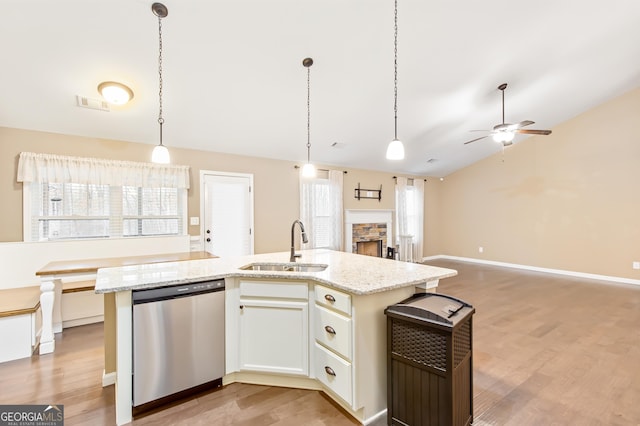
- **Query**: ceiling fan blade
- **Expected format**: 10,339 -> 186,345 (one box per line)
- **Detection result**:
515,129 -> 552,135
464,135 -> 489,145
515,120 -> 535,128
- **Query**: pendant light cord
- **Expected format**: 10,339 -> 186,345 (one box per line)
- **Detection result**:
307,64 -> 311,163
393,0 -> 398,141
158,14 -> 164,146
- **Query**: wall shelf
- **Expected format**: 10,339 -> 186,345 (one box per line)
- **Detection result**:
354,183 -> 382,201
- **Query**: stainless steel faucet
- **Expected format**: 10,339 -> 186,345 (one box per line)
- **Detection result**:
290,220 -> 309,262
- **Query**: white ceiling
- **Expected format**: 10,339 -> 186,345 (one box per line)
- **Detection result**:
2,0 -> 640,177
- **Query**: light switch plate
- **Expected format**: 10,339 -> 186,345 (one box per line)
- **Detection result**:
189,217 -> 199,226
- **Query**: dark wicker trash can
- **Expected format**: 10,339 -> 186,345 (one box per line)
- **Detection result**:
385,293 -> 475,426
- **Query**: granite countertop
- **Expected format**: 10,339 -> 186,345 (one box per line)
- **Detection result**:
95,249 -> 457,296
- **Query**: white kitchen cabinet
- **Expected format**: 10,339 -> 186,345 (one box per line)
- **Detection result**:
236,280 -> 309,376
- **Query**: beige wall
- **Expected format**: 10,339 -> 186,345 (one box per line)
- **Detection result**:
3,87 -> 637,280
438,87 -> 640,279
0,126 -> 419,255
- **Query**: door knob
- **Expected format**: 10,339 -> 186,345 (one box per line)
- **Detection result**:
206,229 -> 211,234
206,238 -> 211,242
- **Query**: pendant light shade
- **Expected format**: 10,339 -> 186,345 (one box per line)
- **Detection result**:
386,138 -> 405,160
152,144 -> 170,163
386,0 -> 405,160
151,3 -> 170,164
302,57 -> 316,178
301,162 -> 316,178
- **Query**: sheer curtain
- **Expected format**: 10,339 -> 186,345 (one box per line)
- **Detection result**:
17,152 -> 190,188
300,169 -> 343,251
395,177 -> 424,262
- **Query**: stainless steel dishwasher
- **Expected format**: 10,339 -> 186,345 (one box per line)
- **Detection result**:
132,279 -> 225,411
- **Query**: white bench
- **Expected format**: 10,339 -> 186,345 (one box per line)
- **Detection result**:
0,286 -> 42,363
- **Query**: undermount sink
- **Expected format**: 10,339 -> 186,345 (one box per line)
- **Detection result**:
240,263 -> 328,272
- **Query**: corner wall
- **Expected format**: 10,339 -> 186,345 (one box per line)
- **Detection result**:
437,87 -> 640,280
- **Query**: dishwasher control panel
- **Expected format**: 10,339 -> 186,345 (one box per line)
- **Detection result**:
133,279 -> 225,304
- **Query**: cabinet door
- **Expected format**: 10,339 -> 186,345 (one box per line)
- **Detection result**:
239,299 -> 308,376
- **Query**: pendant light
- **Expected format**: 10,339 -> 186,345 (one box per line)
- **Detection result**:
151,3 -> 170,164
301,57 -> 316,178
386,0 -> 405,160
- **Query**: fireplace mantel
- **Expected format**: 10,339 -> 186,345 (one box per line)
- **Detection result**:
344,209 -> 394,254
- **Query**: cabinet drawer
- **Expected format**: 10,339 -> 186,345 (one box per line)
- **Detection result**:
314,304 -> 352,360
314,342 -> 352,405
314,284 -> 351,316
240,280 -> 308,299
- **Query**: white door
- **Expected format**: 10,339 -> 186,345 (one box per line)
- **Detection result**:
201,171 -> 254,256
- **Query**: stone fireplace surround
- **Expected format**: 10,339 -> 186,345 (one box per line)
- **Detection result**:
344,209 -> 394,255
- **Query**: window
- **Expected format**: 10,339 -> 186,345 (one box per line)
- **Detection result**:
300,170 -> 343,251
18,152 -> 189,242
395,177 -> 424,262
122,186 -> 181,237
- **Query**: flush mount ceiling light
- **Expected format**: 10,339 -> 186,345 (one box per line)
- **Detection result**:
386,0 -> 405,161
151,2 -> 170,164
97,81 -> 134,105
301,57 -> 316,178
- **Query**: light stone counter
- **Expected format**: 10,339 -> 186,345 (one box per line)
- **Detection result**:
95,248 -> 457,295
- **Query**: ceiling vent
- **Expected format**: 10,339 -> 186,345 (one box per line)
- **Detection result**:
76,95 -> 110,112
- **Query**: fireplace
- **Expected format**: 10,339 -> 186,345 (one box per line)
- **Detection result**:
356,239 -> 383,257
345,210 -> 394,256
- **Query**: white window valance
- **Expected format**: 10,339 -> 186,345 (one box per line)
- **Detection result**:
16,152 -> 190,189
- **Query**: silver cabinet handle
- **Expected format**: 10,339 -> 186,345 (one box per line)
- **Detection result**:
324,325 -> 336,335
324,366 -> 336,376
324,294 -> 336,303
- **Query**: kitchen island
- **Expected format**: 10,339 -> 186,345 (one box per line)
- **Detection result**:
96,249 -> 457,425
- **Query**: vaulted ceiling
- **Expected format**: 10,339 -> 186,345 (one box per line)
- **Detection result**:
2,0 -> 639,176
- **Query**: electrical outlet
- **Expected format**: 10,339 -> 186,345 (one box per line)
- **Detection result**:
478,246 -> 484,253
633,261 -> 640,270
189,217 -> 199,226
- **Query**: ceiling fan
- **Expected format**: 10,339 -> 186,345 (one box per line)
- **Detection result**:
464,83 -> 552,146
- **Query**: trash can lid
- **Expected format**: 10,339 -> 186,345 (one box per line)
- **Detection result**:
385,293 -> 474,328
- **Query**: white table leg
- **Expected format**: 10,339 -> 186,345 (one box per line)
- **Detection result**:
52,278 -> 63,333
39,279 -> 55,354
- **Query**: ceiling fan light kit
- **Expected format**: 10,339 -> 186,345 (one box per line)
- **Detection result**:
464,83 -> 552,147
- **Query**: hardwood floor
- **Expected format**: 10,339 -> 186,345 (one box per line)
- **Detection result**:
1,260 -> 639,425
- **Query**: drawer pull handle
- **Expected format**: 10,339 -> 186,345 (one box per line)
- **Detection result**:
324,325 -> 336,335
324,294 -> 336,303
324,366 -> 336,376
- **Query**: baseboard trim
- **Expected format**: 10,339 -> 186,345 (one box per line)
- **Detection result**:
363,409 -> 387,425
102,370 -> 116,387
62,315 -> 104,329
422,255 -> 640,287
